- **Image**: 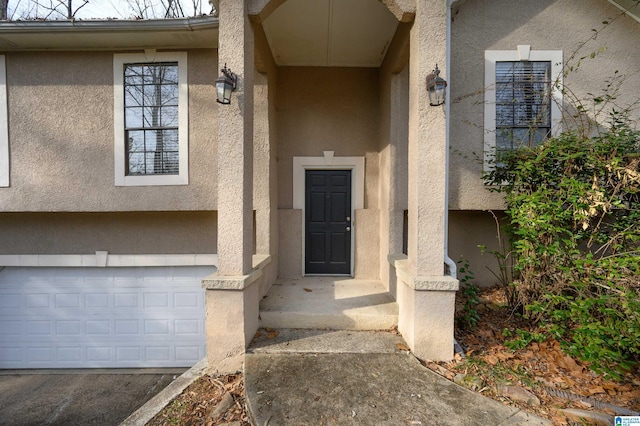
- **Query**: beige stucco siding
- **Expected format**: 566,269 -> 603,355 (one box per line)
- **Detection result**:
448,210 -> 506,287
0,211 -> 216,254
0,49 -> 218,212
276,66 -> 380,209
449,0 -> 640,210
276,66 -> 382,278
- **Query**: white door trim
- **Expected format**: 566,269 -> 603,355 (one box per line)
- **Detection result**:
293,152 -> 364,276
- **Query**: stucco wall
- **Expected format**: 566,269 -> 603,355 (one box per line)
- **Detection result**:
0,211 -> 217,254
276,66 -> 381,210
448,210 -> 507,287
0,49 -> 218,212
275,66 -> 383,278
449,0 -> 640,210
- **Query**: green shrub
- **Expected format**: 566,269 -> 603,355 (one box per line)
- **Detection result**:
483,113 -> 640,378
457,258 -> 480,330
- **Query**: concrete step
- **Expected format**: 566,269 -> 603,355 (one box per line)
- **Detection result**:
258,278 -> 398,331
248,329 -> 407,354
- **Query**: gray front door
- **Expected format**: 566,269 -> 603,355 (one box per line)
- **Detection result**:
305,170 -> 352,275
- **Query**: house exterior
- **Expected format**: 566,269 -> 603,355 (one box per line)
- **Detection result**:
0,0 -> 638,371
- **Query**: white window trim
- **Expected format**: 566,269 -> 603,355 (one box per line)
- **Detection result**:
484,46 -> 563,170
0,55 -> 8,187
113,51 -> 189,186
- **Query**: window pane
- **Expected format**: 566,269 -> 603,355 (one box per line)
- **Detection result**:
162,129 -> 179,151
496,105 -> 514,126
128,152 -> 145,175
145,152 -> 157,174
163,152 -> 179,174
161,84 -> 178,105
124,65 -> 143,85
496,129 -> 514,150
143,107 -> 158,127
124,85 -> 143,107
160,106 -> 178,127
162,66 -> 179,85
143,84 -> 161,104
127,130 -> 145,153
512,128 -> 532,148
123,62 -> 180,176
495,60 -> 552,152
125,107 -> 143,128
532,128 -> 550,147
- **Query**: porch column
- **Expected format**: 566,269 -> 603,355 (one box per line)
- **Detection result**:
399,0 -> 459,361
202,0 -> 260,373
253,22 -> 279,291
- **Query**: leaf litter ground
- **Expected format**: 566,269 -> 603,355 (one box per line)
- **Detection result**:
148,287 -> 638,425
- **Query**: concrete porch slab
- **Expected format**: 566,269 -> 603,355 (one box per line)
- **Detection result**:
259,277 -> 399,330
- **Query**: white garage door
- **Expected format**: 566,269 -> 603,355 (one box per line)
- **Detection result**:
0,266 -> 214,369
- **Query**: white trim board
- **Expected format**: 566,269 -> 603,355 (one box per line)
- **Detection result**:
0,55 -> 8,187
293,152 -> 365,210
0,253 -> 218,268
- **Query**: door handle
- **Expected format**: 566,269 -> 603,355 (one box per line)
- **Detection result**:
346,227 -> 351,231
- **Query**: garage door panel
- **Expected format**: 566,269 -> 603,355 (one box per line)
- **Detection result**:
0,266 -> 212,368
1,339 -> 206,368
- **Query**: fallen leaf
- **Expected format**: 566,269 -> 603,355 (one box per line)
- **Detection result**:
254,331 -> 263,338
557,355 -> 583,373
396,343 -> 410,351
496,352 -> 515,361
267,330 -> 280,339
587,386 -> 605,395
483,355 -> 499,365
303,288 -> 313,292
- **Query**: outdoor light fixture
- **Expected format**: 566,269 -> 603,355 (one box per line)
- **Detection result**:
426,64 -> 447,106
215,63 -> 237,104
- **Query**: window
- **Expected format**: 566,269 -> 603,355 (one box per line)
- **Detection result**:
114,52 -> 188,186
484,46 -> 562,169
0,55 -> 8,188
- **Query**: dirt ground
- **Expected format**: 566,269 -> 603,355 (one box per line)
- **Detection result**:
148,287 -> 639,425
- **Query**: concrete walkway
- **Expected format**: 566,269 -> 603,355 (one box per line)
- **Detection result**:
245,329 -> 550,425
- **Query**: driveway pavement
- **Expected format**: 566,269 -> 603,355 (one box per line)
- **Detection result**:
0,368 -> 185,426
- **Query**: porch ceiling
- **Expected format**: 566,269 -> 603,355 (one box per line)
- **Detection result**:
262,0 -> 399,67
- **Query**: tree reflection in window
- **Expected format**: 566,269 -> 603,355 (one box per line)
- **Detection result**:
124,62 -> 179,175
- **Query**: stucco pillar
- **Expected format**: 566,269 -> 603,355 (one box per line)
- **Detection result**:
380,66 -> 409,298
203,0 -> 260,373
217,2 -> 254,276
253,21 -> 279,293
399,0 -> 459,361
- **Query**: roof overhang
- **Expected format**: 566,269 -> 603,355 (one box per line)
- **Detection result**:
0,16 -> 219,51
261,0 -> 399,67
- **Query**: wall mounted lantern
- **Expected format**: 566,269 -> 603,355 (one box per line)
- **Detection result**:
426,64 -> 447,106
215,63 -> 237,104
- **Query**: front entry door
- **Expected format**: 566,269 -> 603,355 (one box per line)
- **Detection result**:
305,170 -> 352,275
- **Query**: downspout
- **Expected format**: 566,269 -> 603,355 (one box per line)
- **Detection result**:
443,0 -> 457,280
446,0 -> 465,359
